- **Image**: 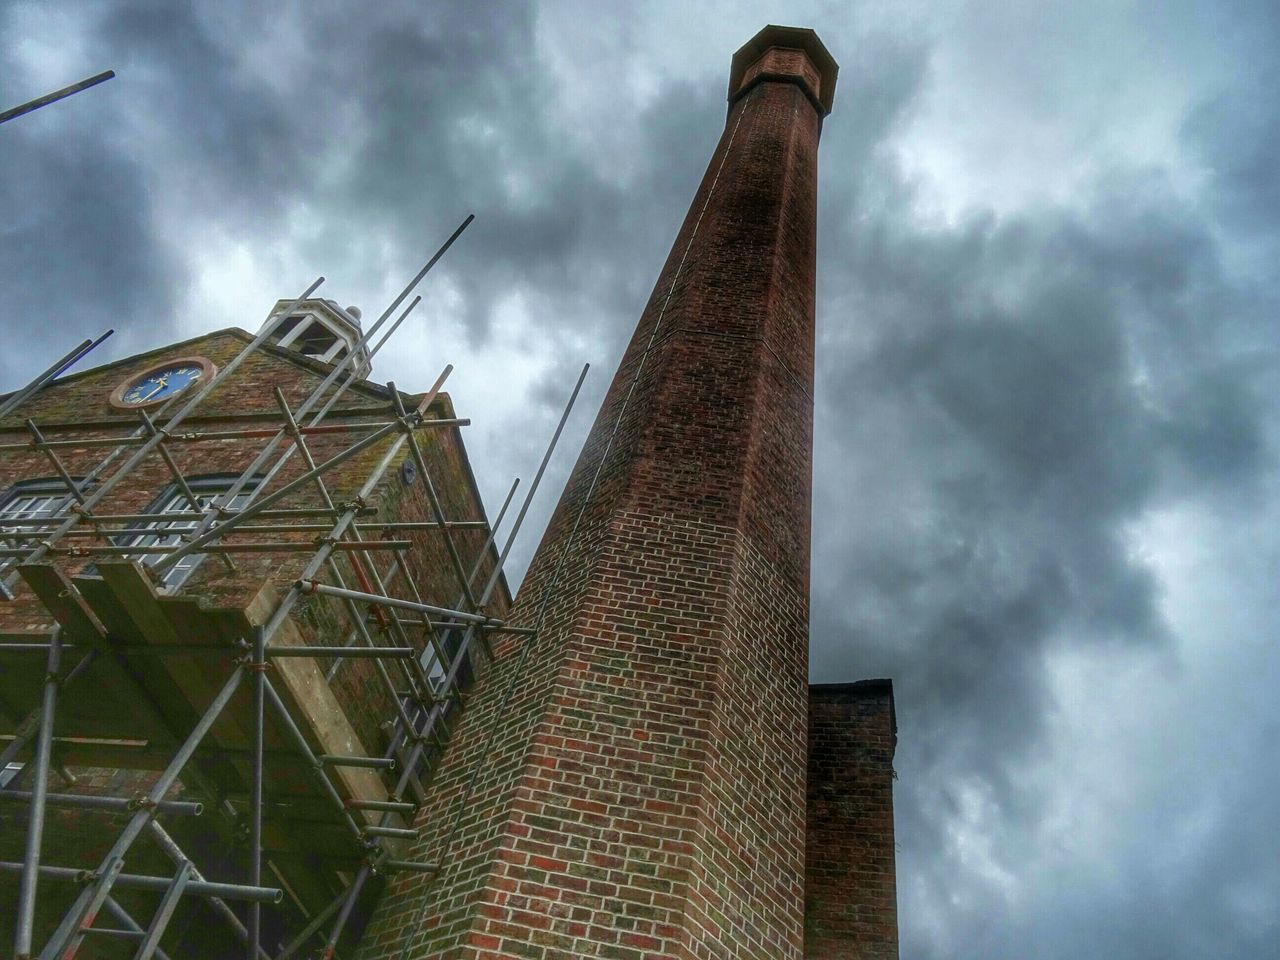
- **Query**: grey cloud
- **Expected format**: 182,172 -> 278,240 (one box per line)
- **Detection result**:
810,48 -> 1277,954
97,1 -> 321,215
0,93 -> 179,384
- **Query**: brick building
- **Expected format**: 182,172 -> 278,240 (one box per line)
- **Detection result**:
0,24 -> 897,960
0,297 -> 513,957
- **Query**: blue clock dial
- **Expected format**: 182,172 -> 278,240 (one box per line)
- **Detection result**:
121,365 -> 205,405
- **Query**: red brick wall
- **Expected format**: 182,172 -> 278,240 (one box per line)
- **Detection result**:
805,682 -> 899,959
361,36 -> 832,960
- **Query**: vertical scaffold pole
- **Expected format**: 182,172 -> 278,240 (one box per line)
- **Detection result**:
14,629 -> 62,960
248,626 -> 266,960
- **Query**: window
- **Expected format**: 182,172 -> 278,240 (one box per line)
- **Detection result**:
121,476 -> 258,590
421,645 -> 447,692
292,322 -> 340,359
272,313 -> 345,362
0,478 -> 75,552
272,314 -> 307,340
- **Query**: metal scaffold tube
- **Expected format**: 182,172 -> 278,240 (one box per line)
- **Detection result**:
248,626 -> 266,960
146,821 -> 270,960
0,790 -> 203,816
0,416 -> 469,453
0,863 -> 282,903
102,897 -> 173,960
13,630 -> 61,960
0,70 -> 115,125
296,580 -> 491,625
0,329 -> 113,420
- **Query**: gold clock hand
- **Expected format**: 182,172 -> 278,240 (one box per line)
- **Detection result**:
139,379 -> 167,402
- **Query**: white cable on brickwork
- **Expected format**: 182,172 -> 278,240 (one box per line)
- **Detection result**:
392,84 -> 760,960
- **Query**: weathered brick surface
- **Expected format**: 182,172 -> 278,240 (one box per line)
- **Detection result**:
805,682 -> 898,959
361,31 -> 834,960
0,329 -> 508,955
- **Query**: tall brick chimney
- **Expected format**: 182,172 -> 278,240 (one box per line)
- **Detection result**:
363,25 -> 837,959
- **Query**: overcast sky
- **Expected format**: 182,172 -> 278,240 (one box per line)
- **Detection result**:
3,2 -> 1278,957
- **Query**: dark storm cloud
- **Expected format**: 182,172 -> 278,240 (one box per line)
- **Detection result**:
296,3 -> 723,354
807,14 -> 1278,955
0,51 -> 178,385
0,0 -> 311,383
93,1 -> 319,217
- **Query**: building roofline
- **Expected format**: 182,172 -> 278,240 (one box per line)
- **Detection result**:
0,326 -> 401,406
810,678 -> 897,742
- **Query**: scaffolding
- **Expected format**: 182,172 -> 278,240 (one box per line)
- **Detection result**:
0,216 -> 587,959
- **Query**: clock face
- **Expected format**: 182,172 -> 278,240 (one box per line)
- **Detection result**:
111,357 -> 216,409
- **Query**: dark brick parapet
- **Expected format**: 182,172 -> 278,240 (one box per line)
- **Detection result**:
806,680 -> 899,959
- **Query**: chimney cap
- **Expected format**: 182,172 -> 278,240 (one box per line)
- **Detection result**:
728,25 -> 838,115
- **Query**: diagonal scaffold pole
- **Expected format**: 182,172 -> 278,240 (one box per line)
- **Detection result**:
101,898 -> 173,960
133,859 -> 193,960
319,862 -> 366,960
0,328 -> 113,420
0,70 -> 115,125
272,885 -> 347,960
146,821 -> 269,960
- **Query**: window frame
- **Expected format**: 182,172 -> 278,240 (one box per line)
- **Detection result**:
0,477 -> 81,550
119,474 -> 261,591
274,314 -> 347,363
